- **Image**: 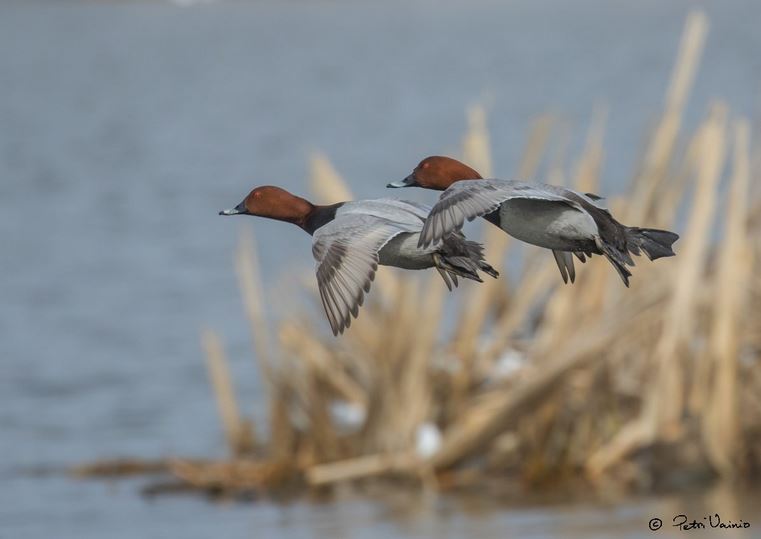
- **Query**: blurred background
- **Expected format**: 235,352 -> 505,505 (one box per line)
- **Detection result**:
2,0 -> 760,537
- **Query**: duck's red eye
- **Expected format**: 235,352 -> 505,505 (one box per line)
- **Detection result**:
421,162 -> 430,169
253,191 -> 262,199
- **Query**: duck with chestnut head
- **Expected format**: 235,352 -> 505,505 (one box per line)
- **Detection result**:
389,156 -> 679,286
220,186 -> 498,335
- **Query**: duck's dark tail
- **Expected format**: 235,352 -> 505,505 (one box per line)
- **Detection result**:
434,234 -> 499,291
569,194 -> 680,287
594,226 -> 679,287
625,227 -> 680,261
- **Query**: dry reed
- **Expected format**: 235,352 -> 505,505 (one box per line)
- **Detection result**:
201,328 -> 254,457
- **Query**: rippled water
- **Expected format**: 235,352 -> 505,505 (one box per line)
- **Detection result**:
2,0 -> 760,537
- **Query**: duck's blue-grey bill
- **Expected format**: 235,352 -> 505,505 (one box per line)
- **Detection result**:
386,174 -> 417,188
219,201 -> 247,216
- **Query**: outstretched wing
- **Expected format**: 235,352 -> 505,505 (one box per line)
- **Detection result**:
418,179 -> 586,248
312,213 -> 416,336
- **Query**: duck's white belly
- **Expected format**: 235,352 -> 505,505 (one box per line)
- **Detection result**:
378,233 -> 434,270
499,199 -> 598,250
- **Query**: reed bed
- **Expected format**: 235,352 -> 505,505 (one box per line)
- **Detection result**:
75,10 -> 761,501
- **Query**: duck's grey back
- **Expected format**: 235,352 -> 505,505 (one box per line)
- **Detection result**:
337,198 -> 431,229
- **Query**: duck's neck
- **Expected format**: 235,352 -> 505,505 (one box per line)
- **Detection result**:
300,202 -> 345,235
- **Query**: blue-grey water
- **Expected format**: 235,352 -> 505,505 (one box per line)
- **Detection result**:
2,0 -> 760,537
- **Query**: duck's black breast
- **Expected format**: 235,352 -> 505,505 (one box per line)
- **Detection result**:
483,208 -> 502,228
303,202 -> 345,235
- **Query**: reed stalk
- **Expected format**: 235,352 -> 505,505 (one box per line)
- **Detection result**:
201,328 -> 252,457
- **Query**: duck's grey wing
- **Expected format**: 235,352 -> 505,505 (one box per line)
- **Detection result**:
418,179 -> 585,248
377,199 -> 432,222
312,214 -> 416,336
341,198 -> 432,226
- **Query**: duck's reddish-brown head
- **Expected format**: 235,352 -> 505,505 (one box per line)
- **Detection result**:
387,156 -> 483,191
219,185 -> 314,226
